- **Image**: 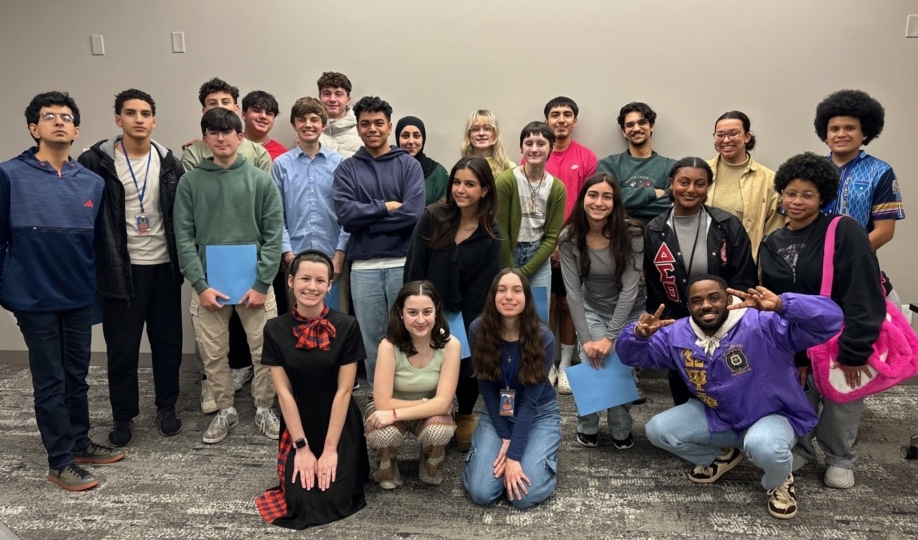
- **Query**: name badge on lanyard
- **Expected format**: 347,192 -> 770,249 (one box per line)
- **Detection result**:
500,342 -> 521,416
121,138 -> 153,234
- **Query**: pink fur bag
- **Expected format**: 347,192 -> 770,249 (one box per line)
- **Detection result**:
807,216 -> 918,403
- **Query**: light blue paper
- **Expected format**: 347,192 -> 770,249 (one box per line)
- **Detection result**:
205,244 -> 257,305
565,352 -> 640,416
445,311 -> 471,359
532,286 -> 549,324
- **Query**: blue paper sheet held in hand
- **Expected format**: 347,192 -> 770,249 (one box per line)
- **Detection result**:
205,244 -> 257,305
445,311 -> 471,359
565,352 -> 640,416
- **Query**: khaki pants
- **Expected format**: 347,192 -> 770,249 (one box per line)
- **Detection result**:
190,289 -> 277,410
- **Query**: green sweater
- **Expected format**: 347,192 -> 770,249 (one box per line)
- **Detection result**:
495,167 -> 566,276
174,156 -> 283,294
425,163 -> 449,205
597,150 -> 676,223
181,138 -> 272,174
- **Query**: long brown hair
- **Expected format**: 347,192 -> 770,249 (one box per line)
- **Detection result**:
425,157 -> 499,250
561,173 -> 643,284
472,269 -> 546,386
385,281 -> 450,356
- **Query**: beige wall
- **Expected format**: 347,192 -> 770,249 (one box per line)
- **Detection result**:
0,0 -> 916,353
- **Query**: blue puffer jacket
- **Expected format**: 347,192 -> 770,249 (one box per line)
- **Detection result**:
0,148 -> 104,312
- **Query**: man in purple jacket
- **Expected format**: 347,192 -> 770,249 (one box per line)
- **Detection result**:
617,275 -> 843,520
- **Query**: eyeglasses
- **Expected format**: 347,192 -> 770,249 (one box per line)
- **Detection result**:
39,112 -> 74,124
713,130 -> 744,141
469,125 -> 495,134
782,190 -> 819,201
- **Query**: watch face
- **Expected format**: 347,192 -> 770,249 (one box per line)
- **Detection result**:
295,438 -> 306,448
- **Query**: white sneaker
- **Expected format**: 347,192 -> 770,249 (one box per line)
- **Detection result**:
548,365 -> 558,386
255,408 -> 281,440
200,380 -> 218,414
767,474 -> 797,519
824,465 -> 855,489
231,366 -> 254,392
557,369 -> 572,395
202,409 -> 239,444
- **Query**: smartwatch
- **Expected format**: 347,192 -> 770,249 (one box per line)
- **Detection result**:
294,438 -> 307,449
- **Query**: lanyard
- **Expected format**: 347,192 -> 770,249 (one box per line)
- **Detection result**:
501,341 -> 521,389
670,209 -> 705,277
121,138 -> 152,213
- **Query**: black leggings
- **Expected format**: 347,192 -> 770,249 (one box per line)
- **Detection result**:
457,357 -> 479,415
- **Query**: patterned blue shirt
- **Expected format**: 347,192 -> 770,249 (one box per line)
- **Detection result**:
272,145 -> 348,257
824,151 -> 905,231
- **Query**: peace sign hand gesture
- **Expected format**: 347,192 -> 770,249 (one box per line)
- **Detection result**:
634,304 -> 675,339
727,286 -> 783,312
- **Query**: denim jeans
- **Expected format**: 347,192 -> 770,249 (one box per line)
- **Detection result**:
576,306 -> 636,439
462,400 -> 561,509
513,241 -> 550,322
350,266 -> 404,387
646,399 -> 796,490
15,306 -> 94,470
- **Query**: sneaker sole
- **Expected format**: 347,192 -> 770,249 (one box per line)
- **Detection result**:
75,452 -> 126,465
689,450 -> 744,484
202,431 -> 228,444
557,386 -> 572,395
159,422 -> 183,437
108,431 -> 133,448
576,436 -> 598,448
768,505 -> 798,519
613,440 -> 635,450
48,475 -> 99,491
201,403 -> 219,415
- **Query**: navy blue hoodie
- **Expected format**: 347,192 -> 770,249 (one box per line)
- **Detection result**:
332,146 -> 425,262
0,148 -> 104,312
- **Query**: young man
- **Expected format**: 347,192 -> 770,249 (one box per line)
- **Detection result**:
597,102 -> 676,224
332,96 -> 425,386
617,277 -> 844,520
542,96 -> 598,393
0,91 -> 124,491
174,107 -> 284,444
242,90 -> 287,160
317,71 -> 361,158
273,97 -> 348,300
78,89 -> 184,447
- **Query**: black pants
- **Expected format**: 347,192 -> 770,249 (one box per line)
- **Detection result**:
102,263 -> 183,421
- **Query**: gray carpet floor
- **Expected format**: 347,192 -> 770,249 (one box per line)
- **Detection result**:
0,364 -> 917,540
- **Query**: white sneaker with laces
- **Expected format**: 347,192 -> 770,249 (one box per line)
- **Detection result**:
231,366 -> 254,392
557,369 -> 572,395
256,408 -> 281,440
203,409 -> 239,444
200,381 -> 218,414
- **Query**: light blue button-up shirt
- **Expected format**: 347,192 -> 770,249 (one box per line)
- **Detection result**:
272,145 -> 348,257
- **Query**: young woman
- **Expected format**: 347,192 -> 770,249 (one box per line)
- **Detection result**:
644,157 -> 756,405
496,121 -> 566,316
559,173 -> 645,449
759,152 -> 885,490
706,111 -> 783,256
405,156 -> 502,452
460,110 -> 514,180
255,250 -> 369,530
463,269 -> 560,509
364,281 -> 461,488
397,115 -> 449,205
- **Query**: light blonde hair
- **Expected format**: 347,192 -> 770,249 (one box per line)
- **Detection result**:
460,110 -> 514,175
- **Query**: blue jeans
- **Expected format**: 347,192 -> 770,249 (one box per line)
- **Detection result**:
577,305 -> 635,438
646,399 -> 796,490
462,400 -> 561,509
350,266 -> 404,387
15,306 -> 94,470
513,242 -> 550,322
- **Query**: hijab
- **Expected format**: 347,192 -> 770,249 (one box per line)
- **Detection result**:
395,116 -> 440,178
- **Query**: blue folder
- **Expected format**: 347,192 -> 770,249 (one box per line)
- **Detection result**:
205,244 -> 257,305
445,311 -> 471,359
565,352 -> 640,416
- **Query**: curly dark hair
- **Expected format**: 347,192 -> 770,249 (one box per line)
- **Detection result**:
197,77 -> 239,107
316,71 -> 352,95
561,173 -> 643,282
25,91 -> 81,127
385,281 -> 451,356
773,152 -> 839,209
242,90 -> 280,116
472,269 -> 547,386
114,89 -> 155,116
814,89 -> 885,145
617,102 -> 657,129
353,96 -> 392,122
714,111 -> 755,150
425,157 -> 499,250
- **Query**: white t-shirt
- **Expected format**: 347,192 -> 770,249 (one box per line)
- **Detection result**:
114,144 -> 169,264
514,166 -> 552,243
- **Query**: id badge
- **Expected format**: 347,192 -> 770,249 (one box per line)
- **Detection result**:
499,388 -> 516,416
136,213 -> 151,234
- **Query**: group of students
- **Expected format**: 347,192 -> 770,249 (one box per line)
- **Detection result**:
0,68 -> 904,528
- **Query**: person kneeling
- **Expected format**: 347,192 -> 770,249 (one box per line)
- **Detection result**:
365,281 -> 461,488
617,276 -> 843,519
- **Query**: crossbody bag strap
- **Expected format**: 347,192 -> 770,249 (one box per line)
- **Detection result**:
820,216 -> 844,297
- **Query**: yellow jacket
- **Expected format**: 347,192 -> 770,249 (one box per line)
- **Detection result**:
706,154 -> 783,260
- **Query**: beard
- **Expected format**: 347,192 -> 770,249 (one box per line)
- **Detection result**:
692,308 -> 729,333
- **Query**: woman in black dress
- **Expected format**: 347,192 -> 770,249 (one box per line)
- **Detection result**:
255,250 -> 369,529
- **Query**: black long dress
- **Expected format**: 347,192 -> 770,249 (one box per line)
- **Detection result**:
255,310 -> 370,530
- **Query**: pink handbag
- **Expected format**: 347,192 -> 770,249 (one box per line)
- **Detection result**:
807,216 -> 918,403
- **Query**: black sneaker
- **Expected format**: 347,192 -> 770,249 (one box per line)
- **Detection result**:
75,440 -> 126,465
157,408 -> 183,437
612,433 -> 635,450
576,431 -> 598,448
108,420 -> 133,447
47,463 -> 99,491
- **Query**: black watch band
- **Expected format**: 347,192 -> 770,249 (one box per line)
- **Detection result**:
294,438 -> 307,449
